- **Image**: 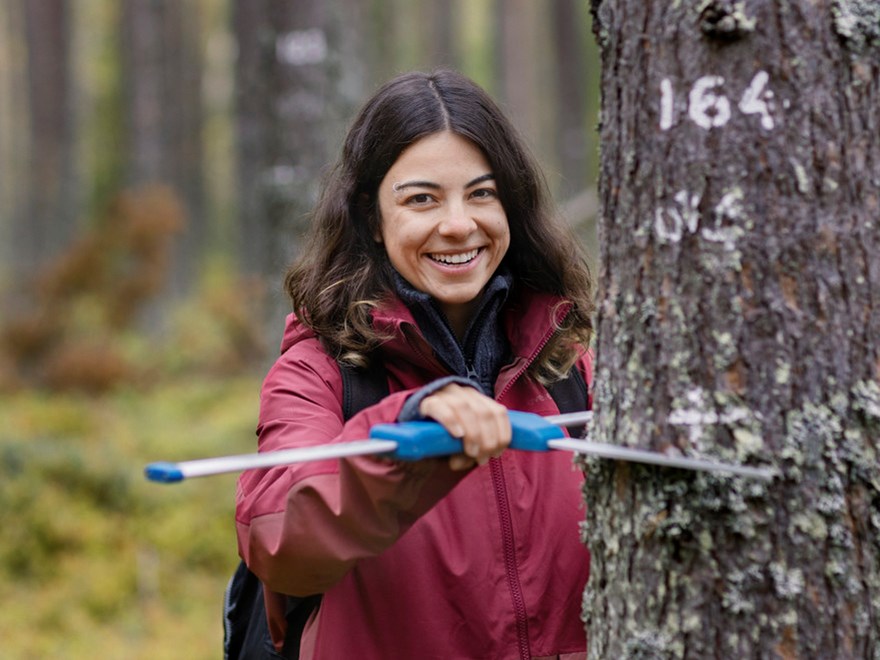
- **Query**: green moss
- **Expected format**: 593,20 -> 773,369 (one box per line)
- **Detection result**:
0,376 -> 259,656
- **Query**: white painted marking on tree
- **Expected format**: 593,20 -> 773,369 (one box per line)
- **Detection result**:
738,70 -> 775,130
688,75 -> 731,129
277,29 -> 328,66
654,190 -> 701,243
714,190 -> 744,220
660,72 -> 779,131
660,78 -> 675,130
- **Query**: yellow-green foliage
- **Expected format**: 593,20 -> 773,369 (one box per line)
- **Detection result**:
0,183 -> 275,656
0,375 -> 261,658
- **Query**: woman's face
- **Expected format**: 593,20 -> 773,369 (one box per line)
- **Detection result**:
377,131 -> 510,332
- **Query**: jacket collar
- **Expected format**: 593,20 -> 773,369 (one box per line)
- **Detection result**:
390,269 -> 513,392
373,284 -> 568,366
277,284 -> 571,372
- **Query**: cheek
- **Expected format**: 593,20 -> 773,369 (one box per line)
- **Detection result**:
379,217 -> 419,263
492,214 -> 511,248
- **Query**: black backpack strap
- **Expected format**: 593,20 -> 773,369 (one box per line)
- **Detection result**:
340,357 -> 390,421
223,561 -> 277,659
546,366 -> 590,438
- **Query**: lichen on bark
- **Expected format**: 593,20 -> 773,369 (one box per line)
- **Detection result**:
832,0 -> 880,51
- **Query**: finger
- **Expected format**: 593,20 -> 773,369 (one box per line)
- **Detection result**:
467,399 -> 510,459
419,393 -> 467,439
446,393 -> 498,459
420,385 -> 509,461
448,454 -> 476,471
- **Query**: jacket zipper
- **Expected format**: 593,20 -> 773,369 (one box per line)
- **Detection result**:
492,307 -> 570,659
404,311 -> 533,658
495,322 -> 557,403
406,301 -> 570,658
491,458 -> 532,660
453,306 -> 485,387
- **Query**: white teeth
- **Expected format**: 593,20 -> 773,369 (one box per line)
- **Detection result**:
431,249 -> 479,265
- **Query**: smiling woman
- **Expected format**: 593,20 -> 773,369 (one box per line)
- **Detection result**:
235,69 -> 596,659
378,131 -> 510,336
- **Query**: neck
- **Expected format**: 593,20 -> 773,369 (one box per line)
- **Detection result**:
440,300 -> 477,341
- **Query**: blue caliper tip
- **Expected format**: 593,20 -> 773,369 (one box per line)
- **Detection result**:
144,462 -> 185,483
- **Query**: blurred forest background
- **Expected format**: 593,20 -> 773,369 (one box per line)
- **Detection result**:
0,0 -> 600,656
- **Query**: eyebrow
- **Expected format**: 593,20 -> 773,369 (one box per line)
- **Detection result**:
391,173 -> 495,194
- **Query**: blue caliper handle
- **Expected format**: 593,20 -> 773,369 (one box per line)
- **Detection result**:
369,411 -> 566,461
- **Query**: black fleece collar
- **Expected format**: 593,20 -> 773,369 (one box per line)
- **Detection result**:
392,267 -> 513,394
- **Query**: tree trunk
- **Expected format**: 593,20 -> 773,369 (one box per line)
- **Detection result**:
495,0 -> 541,140
15,0 -> 75,275
552,0 -> 589,198
232,0 -> 364,336
585,1 -> 880,657
428,0 -> 456,68
121,0 -> 204,296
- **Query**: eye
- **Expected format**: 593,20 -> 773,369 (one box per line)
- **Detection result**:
405,193 -> 436,206
470,187 -> 498,200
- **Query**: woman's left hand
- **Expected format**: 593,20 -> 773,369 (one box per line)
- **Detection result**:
417,383 -> 512,471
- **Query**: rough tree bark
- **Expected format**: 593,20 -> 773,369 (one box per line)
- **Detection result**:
584,1 -> 879,657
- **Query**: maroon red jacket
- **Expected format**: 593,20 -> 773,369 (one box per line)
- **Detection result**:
235,288 -> 592,659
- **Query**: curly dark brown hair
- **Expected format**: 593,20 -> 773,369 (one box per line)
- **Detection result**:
285,69 -> 594,382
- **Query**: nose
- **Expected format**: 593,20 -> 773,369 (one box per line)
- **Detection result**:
437,201 -> 476,237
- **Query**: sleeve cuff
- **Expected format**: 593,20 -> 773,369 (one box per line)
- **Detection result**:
397,376 -> 482,422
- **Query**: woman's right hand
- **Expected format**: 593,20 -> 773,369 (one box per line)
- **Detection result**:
417,383 -> 512,471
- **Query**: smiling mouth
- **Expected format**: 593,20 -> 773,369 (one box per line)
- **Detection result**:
428,248 -> 482,265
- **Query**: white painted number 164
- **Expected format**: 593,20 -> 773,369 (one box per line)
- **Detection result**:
660,71 -> 776,131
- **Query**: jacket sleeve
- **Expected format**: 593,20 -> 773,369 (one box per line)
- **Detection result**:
235,342 -> 465,597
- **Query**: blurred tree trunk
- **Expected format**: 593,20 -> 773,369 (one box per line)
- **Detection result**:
233,0 -> 365,337
120,0 -> 204,296
495,0 -> 539,139
14,0 -> 75,277
585,1 -> 880,657
551,0 -> 588,197
363,0 -> 396,85
0,3 -> 22,280
427,1 -> 456,68
495,0 -> 559,195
